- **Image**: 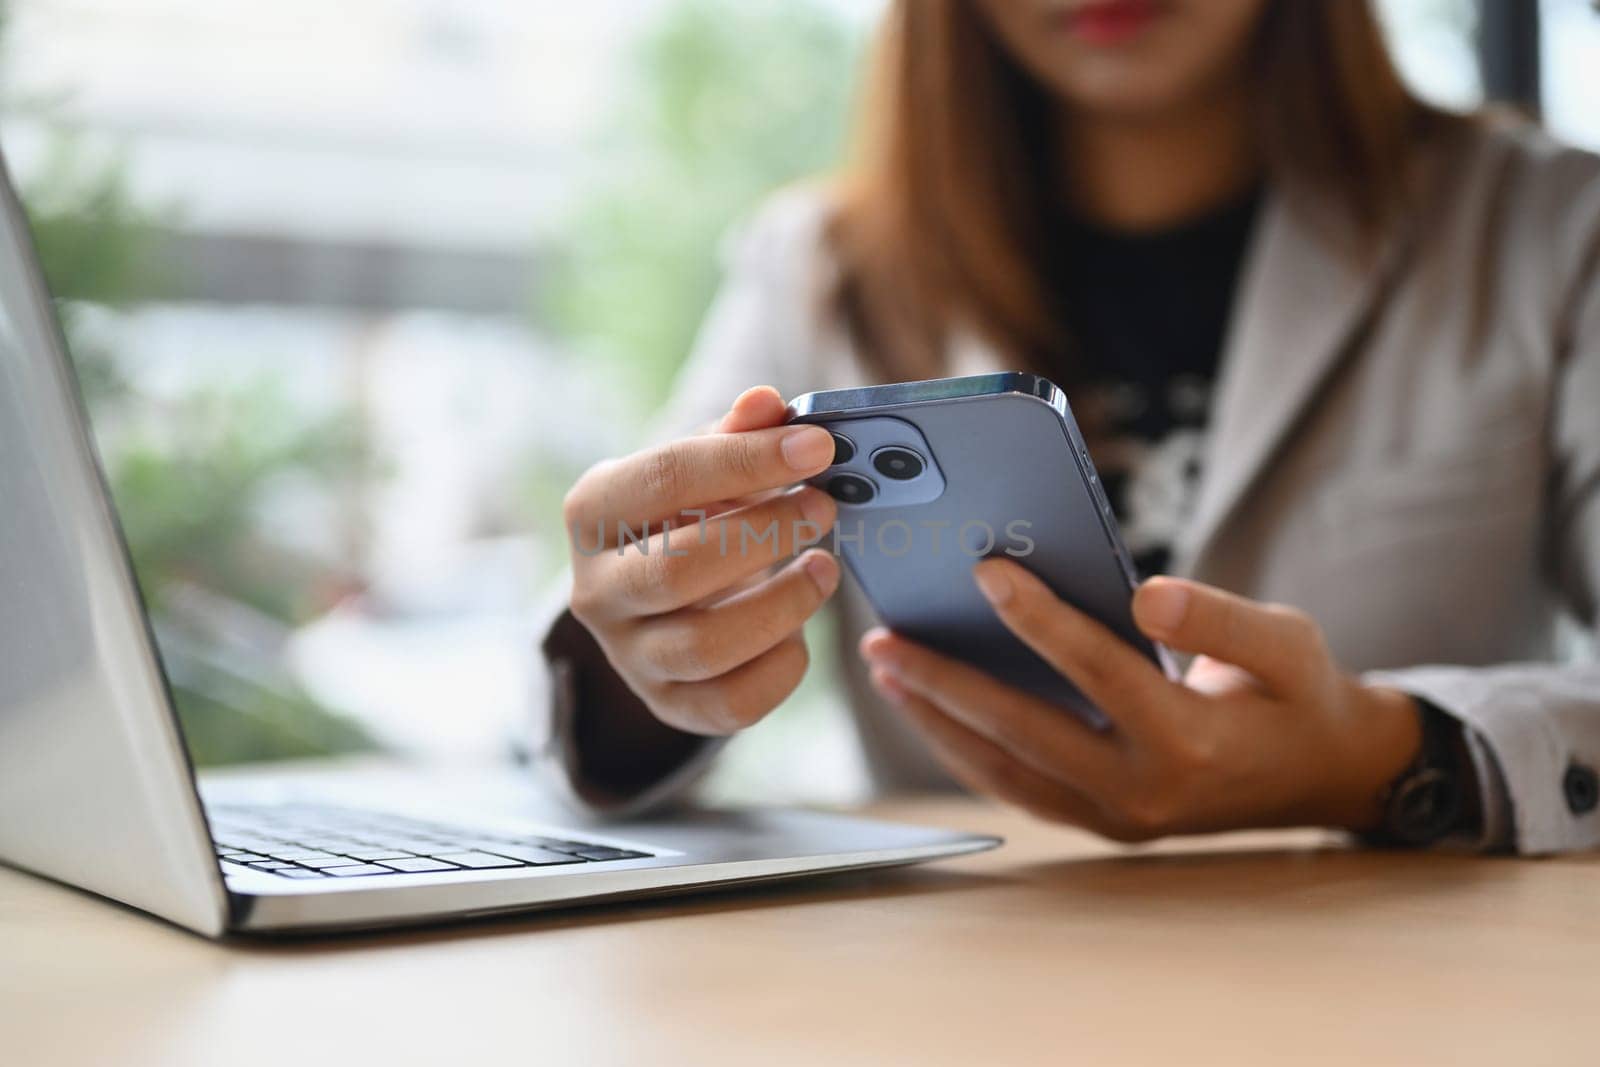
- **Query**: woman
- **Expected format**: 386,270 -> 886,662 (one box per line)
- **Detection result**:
540,0 -> 1600,852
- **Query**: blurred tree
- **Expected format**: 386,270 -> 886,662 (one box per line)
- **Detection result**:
21,136 -> 151,403
541,0 -> 862,412
110,378 -> 373,621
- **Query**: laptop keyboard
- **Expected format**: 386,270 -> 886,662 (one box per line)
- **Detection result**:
208,803 -> 654,880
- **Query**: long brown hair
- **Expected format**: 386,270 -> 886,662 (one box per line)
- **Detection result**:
826,0 -> 1447,378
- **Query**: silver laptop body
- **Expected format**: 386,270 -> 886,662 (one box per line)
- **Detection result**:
0,152 -> 997,937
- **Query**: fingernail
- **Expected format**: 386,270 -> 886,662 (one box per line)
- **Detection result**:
1137,580 -> 1189,636
798,487 -> 834,527
781,426 -> 835,472
859,629 -> 894,665
802,551 -> 839,594
973,564 -> 1012,606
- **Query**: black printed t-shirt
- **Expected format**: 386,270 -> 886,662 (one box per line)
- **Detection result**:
1048,185 -> 1263,577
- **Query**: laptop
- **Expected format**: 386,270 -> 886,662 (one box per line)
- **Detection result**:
0,152 -> 998,937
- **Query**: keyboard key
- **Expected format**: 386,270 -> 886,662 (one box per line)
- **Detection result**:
247,861 -> 296,870
225,853 -> 270,863
273,868 -> 326,879
217,839 -> 281,852
525,841 -> 593,855
432,851 -> 523,869
344,848 -> 415,861
269,848 -> 339,861
297,854 -> 364,868
471,834 -> 563,849
575,848 -> 649,862
380,839 -> 459,854
378,857 -> 461,873
478,844 -> 587,866
324,865 -> 392,877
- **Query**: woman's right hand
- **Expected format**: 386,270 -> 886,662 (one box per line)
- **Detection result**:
562,385 -> 841,737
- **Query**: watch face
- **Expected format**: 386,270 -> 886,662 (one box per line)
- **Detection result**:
1388,768 -> 1462,845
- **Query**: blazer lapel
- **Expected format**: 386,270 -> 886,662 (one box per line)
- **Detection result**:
1171,190 -> 1408,577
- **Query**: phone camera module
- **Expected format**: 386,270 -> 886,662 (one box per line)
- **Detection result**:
825,473 -> 877,505
872,447 -> 924,481
829,432 -> 856,465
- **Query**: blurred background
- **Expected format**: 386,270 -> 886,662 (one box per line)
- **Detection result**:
2,0 -> 1595,803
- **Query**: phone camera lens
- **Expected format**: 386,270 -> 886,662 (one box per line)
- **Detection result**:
872,447 -> 924,481
825,473 -> 876,505
829,432 -> 856,465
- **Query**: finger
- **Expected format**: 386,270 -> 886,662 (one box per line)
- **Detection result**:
1132,577 -> 1327,696
583,487 -> 836,617
859,628 -> 1121,794
658,634 -> 810,736
676,388 -> 792,521
670,483 -> 785,527
715,385 -> 788,433
971,558 -> 1172,735
563,422 -> 836,537
869,668 -> 1111,832
633,551 -> 840,683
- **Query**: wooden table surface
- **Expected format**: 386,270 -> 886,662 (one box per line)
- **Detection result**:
3,794 -> 1597,1066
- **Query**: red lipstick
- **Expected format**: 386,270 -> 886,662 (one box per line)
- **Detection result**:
1063,0 -> 1160,46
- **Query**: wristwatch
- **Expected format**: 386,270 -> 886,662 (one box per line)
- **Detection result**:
1370,700 -> 1472,847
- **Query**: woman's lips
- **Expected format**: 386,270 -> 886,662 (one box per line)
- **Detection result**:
1058,0 -> 1161,46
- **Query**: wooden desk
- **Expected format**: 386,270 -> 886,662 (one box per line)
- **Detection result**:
2,795 -> 1596,1066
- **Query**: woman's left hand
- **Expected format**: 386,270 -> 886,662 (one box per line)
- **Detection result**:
860,559 -> 1423,842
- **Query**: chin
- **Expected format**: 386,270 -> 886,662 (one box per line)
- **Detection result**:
1054,63 -> 1212,120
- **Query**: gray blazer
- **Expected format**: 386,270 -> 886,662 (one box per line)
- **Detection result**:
533,118 -> 1600,854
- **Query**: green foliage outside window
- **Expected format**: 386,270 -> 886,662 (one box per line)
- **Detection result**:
17,133 -> 379,764
522,0 -> 863,553
540,0 -> 861,410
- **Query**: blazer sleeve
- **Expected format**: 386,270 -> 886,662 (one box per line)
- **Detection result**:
527,190 -> 838,817
1366,158 -> 1600,855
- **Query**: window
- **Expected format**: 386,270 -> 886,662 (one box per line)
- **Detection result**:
1544,0 -> 1600,149
1376,0 -> 1485,109
0,1 -> 877,797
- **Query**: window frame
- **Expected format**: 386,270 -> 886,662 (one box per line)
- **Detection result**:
1476,0 -> 1543,115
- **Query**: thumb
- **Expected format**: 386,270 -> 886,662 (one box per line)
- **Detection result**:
716,385 -> 788,433
1132,577 -> 1328,696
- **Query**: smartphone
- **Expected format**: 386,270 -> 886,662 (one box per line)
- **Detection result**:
787,372 -> 1176,730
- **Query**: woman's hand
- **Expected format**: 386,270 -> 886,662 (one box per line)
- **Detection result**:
563,385 -> 841,737
860,559 -> 1423,842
